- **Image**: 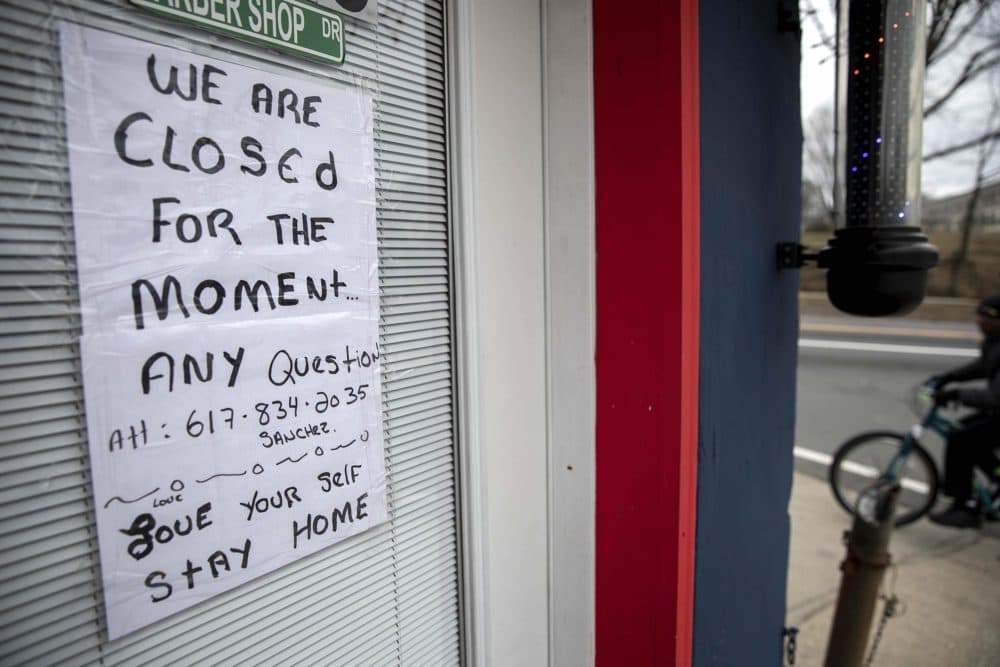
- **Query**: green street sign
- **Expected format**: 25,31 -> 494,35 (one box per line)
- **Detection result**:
129,0 -> 345,65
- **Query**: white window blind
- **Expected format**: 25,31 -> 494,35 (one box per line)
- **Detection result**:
0,1 -> 460,664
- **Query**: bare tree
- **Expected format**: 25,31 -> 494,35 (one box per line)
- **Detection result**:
801,1 -> 1000,250
948,75 -> 1000,293
801,0 -> 837,59
924,0 -> 1000,118
801,0 -> 1000,105
802,104 -> 838,229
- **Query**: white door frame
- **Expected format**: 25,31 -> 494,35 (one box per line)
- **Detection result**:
447,1 -> 596,664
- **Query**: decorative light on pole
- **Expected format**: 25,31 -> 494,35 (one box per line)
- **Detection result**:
818,0 -> 938,316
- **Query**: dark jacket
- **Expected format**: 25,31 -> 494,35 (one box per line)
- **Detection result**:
944,335 -> 1000,411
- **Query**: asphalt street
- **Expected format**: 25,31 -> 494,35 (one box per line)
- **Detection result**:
789,316 -> 1000,666
795,316 -> 982,480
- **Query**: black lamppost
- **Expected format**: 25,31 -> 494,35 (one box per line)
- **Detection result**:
819,0 -> 938,316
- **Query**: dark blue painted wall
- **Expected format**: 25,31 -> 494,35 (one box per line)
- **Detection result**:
694,0 -> 801,664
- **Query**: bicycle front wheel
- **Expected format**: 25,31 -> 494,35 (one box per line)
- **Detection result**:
828,431 -> 940,527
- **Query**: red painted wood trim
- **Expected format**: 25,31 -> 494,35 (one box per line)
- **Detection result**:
676,0 -> 700,663
593,0 -> 699,664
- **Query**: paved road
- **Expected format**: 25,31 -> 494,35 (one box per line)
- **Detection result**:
789,316 -> 1000,666
795,316 -> 982,477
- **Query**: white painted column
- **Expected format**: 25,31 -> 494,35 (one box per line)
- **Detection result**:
543,1 -> 596,664
451,1 -> 596,664
451,1 -> 550,664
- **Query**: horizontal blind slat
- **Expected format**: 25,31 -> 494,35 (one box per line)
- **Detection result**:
0,0 -> 458,662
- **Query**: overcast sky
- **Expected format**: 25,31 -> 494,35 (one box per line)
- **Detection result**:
800,3 -> 999,198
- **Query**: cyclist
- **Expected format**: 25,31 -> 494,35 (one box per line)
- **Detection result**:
926,294 -> 1000,528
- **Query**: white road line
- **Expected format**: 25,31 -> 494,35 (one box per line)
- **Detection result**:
793,446 -> 931,494
793,446 -> 832,466
799,338 -> 978,358
801,321 -> 979,341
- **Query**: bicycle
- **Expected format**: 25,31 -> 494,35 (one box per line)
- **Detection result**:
828,383 -> 1000,527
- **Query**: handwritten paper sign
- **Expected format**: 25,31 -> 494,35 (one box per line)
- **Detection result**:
60,23 -> 385,639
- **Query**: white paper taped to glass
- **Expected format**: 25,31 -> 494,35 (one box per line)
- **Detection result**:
60,22 -> 386,639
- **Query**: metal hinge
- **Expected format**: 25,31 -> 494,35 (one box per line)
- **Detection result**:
783,626 -> 799,665
776,242 -> 819,271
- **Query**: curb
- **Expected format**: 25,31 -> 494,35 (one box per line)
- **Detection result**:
800,291 -> 978,323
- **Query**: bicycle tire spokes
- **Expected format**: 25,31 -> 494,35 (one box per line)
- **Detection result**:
829,432 -> 940,527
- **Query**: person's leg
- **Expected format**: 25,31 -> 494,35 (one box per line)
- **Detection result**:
931,414 -> 997,528
973,442 -> 1000,482
941,426 -> 980,500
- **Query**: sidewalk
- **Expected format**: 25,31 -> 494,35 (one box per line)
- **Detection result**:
786,471 -> 1000,666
